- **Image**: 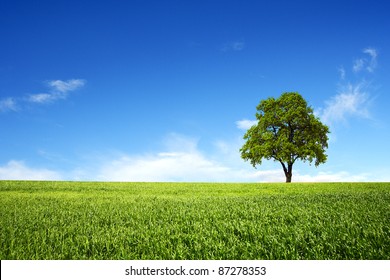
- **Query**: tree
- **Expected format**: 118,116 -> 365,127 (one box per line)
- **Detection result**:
240,92 -> 329,183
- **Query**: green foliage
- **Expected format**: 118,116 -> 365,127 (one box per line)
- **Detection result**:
1,181 -> 389,260
240,92 -> 330,182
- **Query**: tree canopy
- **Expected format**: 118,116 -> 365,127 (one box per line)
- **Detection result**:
240,92 -> 330,183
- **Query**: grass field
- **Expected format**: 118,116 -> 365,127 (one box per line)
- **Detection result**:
0,181 -> 389,260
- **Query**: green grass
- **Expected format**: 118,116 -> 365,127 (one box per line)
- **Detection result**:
0,181 -> 389,260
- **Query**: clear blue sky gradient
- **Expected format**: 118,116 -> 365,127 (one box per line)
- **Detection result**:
1,0 -> 389,181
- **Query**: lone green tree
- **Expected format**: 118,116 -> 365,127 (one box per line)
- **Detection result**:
240,92 -> 329,183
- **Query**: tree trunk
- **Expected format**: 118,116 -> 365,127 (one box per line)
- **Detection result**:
285,163 -> 293,183
285,172 -> 292,183
280,161 -> 293,183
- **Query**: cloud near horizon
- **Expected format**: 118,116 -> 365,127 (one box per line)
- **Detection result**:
0,160 -> 62,180
96,134 -> 328,182
0,156 -> 377,183
0,132 -> 380,182
96,134 -> 243,182
1,134 -> 270,182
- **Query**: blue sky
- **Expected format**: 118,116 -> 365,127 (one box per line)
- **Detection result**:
1,0 -> 389,182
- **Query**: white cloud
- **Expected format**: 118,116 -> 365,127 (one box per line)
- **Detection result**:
47,79 -> 86,93
236,119 -> 257,130
363,47 -> 378,72
0,160 -> 62,180
28,92 -> 64,104
352,48 -> 378,73
0,155 -> 379,183
95,135 -> 376,182
0,97 -> 18,112
338,66 -> 346,80
97,134 -> 228,182
317,47 -> 379,127
97,133 -> 374,183
317,82 -> 371,126
353,58 -> 365,73
363,47 -> 377,58
294,170 -> 370,182
27,79 -> 85,104
95,133 -> 284,182
98,152 -> 228,182
1,133 -> 380,182
1,78 -> 86,110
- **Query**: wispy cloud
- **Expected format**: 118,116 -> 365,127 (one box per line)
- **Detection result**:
317,47 -> 378,126
338,66 -> 346,80
353,47 -> 378,73
28,93 -> 63,104
236,119 -> 257,130
0,97 -> 18,112
352,58 -> 365,73
1,78 -> 86,111
28,79 -> 86,104
363,47 -> 378,72
317,82 -> 371,126
48,79 -> 86,93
